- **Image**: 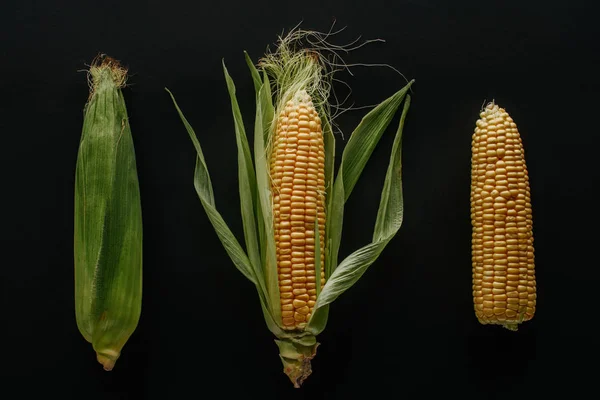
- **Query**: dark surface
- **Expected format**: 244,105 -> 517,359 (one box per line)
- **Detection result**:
1,0 -> 598,398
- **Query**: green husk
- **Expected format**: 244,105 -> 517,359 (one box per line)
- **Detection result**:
74,55 -> 143,371
274,337 -> 319,388
167,27 -> 414,387
309,94 -> 411,319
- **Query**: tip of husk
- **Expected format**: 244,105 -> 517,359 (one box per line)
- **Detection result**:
96,349 -> 120,371
275,338 -> 319,388
87,53 -> 128,99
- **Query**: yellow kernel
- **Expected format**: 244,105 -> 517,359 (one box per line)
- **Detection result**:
296,306 -> 310,315
293,299 -> 307,308
294,313 -> 306,322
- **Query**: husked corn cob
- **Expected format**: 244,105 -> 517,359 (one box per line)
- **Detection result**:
168,26 -> 415,388
270,90 -> 326,330
470,102 -> 536,330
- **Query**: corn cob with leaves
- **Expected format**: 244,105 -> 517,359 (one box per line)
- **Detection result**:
470,102 -> 536,331
167,28 -> 413,387
74,55 -> 143,370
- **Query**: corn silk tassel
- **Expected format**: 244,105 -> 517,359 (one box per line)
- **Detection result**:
167,27 -> 414,387
74,55 -> 143,371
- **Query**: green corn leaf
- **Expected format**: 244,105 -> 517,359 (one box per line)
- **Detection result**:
245,55 -> 284,331
166,88 -> 257,285
260,297 -> 286,338
305,109 -> 336,334
339,81 -> 413,202
325,164 -> 345,276
312,94 -> 411,315
244,51 -> 262,94
305,301 -> 330,336
168,84 -> 281,336
242,53 -> 268,262
261,70 -> 274,142
372,95 -> 410,242
326,81 -> 413,276
320,110 -> 336,279
253,84 -> 281,326
222,62 -> 266,296
258,72 -> 275,263
306,179 -> 343,334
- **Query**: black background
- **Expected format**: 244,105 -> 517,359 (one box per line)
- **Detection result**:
1,0 -> 598,398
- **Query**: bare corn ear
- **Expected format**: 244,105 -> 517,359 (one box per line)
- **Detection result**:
271,90 -> 326,330
470,102 -> 536,331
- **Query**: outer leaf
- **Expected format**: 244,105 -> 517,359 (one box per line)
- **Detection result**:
305,181 -> 342,334
244,56 -> 285,333
222,62 -> 264,288
242,54 -> 268,262
254,85 -> 281,326
312,94 -> 411,315
166,88 -> 257,285
305,110 -> 336,334
325,169 -> 346,277
372,95 -> 410,242
339,80 -> 413,201
327,81 -> 413,276
260,298 -> 286,338
321,112 -> 335,207
259,72 -> 275,261
261,70 -> 274,144
305,302 -> 330,336
320,110 -> 336,279
244,51 -> 262,94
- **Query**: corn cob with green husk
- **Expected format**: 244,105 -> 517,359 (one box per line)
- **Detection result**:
74,55 -> 143,371
167,28 -> 413,387
470,102 -> 536,331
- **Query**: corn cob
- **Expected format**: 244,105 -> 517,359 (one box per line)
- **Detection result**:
470,102 -> 535,330
74,55 -> 143,370
271,91 -> 326,330
168,26 -> 414,388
